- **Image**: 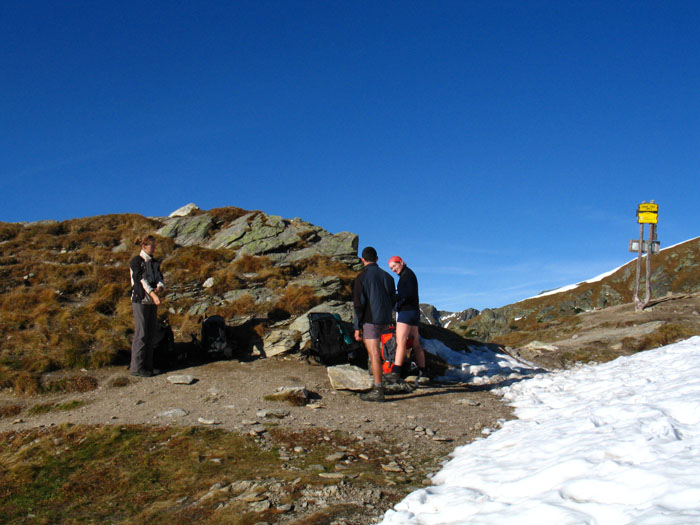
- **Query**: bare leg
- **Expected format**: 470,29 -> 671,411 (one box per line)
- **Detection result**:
364,338 -> 383,385
394,322 -> 411,367
410,325 -> 426,368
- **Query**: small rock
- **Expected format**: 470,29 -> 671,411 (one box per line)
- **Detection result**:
327,364 -> 373,391
264,386 -> 309,406
239,491 -> 268,503
157,408 -> 189,418
241,419 -> 259,425
326,452 -> 347,462
319,472 -> 357,479
197,418 -> 218,425
256,409 -> 290,419
454,398 -> 481,406
167,375 -> 196,385
381,462 -> 403,473
277,503 -> 294,513
203,277 -> 215,288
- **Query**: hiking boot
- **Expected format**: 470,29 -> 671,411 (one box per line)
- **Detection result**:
360,385 -> 385,402
383,370 -> 401,384
384,378 -> 415,395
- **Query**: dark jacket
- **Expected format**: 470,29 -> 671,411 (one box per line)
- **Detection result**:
395,265 -> 420,312
353,263 -> 395,330
130,252 -> 164,304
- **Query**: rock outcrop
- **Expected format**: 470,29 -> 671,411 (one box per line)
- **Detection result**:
157,209 -> 359,267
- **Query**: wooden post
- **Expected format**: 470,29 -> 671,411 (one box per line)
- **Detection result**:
632,201 -> 659,311
644,223 -> 657,307
634,223 -> 645,311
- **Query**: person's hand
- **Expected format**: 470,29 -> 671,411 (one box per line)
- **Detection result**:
354,329 -> 362,342
150,291 -> 161,306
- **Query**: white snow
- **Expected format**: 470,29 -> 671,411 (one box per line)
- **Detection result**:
384,336 -> 700,524
421,338 -> 542,386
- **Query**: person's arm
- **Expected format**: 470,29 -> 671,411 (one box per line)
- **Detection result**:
352,273 -> 366,330
154,261 -> 165,292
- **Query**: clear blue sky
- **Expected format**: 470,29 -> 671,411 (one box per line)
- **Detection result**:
2,1 -> 698,312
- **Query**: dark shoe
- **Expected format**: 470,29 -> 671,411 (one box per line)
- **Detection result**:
384,378 -> 415,395
151,369 -> 161,376
131,370 -> 152,377
383,370 -> 401,384
360,385 -> 385,402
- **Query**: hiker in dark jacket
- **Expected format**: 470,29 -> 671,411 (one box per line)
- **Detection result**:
129,235 -> 165,377
386,255 -> 427,382
353,246 -> 395,402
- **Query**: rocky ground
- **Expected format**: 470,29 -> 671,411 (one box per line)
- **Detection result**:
0,355 -> 514,524
510,293 -> 700,370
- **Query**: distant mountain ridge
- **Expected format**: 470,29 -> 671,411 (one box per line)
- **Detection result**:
419,304 -> 480,328
450,236 -> 700,345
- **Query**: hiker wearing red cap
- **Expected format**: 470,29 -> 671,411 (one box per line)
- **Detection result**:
386,256 -> 427,383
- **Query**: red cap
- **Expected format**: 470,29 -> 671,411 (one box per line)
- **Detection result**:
388,256 -> 403,265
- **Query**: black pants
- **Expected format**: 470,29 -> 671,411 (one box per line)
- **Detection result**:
131,303 -> 157,374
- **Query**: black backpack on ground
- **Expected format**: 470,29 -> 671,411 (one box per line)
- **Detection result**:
201,315 -> 234,359
152,319 -> 176,369
307,312 -> 366,366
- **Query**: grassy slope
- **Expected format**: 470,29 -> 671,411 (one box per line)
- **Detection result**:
0,210 -> 356,394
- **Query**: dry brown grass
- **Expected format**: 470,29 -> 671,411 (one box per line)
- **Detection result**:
272,285 -> 320,317
0,208 -> 359,394
209,206 -> 255,224
622,323 -> 700,352
300,254 -> 357,280
163,245 -> 233,284
0,404 -> 22,419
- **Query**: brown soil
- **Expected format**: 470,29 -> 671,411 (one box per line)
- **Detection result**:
0,355 -> 515,523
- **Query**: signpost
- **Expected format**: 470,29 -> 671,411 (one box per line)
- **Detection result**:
629,201 -> 659,311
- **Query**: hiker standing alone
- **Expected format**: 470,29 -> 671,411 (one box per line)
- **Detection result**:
129,235 -> 165,377
353,246 -> 396,402
386,256 -> 427,382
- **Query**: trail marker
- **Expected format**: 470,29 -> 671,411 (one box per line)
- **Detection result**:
629,200 -> 659,311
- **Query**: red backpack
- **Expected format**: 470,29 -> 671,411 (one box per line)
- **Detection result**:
380,325 -> 414,375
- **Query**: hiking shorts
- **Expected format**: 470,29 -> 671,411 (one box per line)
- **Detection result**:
362,323 -> 389,340
397,309 -> 420,326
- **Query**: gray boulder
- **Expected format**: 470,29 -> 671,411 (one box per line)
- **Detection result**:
158,213 -> 214,246
263,329 -> 301,357
169,203 -> 200,217
327,364 -> 372,391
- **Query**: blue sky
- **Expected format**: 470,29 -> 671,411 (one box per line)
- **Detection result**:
2,1 -> 698,312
